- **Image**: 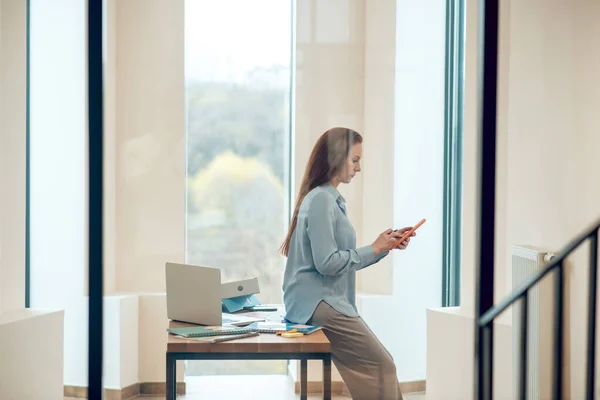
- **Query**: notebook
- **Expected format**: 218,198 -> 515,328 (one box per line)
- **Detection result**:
245,322 -> 322,335
167,325 -> 252,338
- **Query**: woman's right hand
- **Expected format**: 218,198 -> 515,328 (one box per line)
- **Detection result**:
371,229 -> 400,255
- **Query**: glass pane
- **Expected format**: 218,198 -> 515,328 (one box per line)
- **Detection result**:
184,0 -> 292,377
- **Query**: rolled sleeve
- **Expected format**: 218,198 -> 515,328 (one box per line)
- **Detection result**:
358,249 -> 389,270
306,192 -> 371,276
356,245 -> 378,266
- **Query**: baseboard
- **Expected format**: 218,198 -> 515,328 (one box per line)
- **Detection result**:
293,380 -> 346,394
399,380 -> 426,394
64,386 -> 88,398
64,383 -> 139,400
140,381 -> 186,396
293,379 -> 426,395
64,382 -> 186,399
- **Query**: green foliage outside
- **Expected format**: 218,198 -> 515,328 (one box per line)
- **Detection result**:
185,78 -> 290,376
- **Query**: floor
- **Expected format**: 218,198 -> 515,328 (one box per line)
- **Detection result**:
65,393 -> 425,399
65,375 -> 426,399
66,395 -> 424,400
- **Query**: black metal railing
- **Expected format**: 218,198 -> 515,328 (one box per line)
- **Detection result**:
476,217 -> 600,400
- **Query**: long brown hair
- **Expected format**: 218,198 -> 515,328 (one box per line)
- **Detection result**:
280,127 -> 363,256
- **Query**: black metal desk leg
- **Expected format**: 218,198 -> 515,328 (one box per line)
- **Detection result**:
323,355 -> 331,400
300,359 -> 308,400
166,353 -> 176,400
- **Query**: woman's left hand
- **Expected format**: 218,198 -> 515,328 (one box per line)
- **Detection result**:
393,226 -> 416,250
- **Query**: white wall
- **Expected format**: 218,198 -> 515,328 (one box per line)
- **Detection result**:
429,0 -> 600,398
356,0 -> 396,294
103,295 -> 140,390
119,295 -> 140,387
0,4 -> 70,398
29,0 -> 86,302
0,0 -> 27,313
29,0 -> 89,386
0,309 -> 64,400
103,300 -> 121,389
503,1 -> 600,397
103,0 -> 117,295
138,294 -> 185,383
108,0 -> 185,384
388,0 -> 446,381
458,0 -> 478,318
426,308 -> 512,400
114,0 -> 185,293
294,0 -> 366,235
0,0 -> 2,313
571,5 -> 600,395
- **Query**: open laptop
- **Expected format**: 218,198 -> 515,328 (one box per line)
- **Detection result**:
165,262 -> 264,326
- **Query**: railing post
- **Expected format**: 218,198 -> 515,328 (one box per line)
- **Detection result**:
587,232 -> 599,400
481,323 -> 494,399
553,263 -> 564,400
518,294 -> 528,400
474,0 -> 500,399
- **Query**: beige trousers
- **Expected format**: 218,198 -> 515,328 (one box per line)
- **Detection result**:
308,301 -> 404,400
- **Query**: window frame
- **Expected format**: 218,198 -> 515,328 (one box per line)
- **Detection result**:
441,0 -> 465,307
25,0 -> 31,308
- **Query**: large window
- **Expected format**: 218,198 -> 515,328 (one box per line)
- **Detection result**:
184,0 -> 293,376
185,0 -> 293,304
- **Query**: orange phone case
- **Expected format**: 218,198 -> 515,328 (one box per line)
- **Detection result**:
390,218 -> 426,249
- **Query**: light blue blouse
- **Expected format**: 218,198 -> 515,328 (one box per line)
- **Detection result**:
282,183 -> 388,324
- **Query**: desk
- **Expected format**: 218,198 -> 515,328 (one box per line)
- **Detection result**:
165,318 -> 332,400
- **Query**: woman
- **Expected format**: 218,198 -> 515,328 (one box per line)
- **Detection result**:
281,127 -> 414,400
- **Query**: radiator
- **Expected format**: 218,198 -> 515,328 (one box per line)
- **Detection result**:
512,245 -> 556,400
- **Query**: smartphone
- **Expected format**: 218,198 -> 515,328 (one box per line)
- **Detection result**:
390,218 -> 426,249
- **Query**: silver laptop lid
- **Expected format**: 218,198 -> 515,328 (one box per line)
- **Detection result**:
165,262 -> 222,326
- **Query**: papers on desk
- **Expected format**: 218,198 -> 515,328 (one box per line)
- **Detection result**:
222,312 -> 265,327
245,322 -> 322,335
